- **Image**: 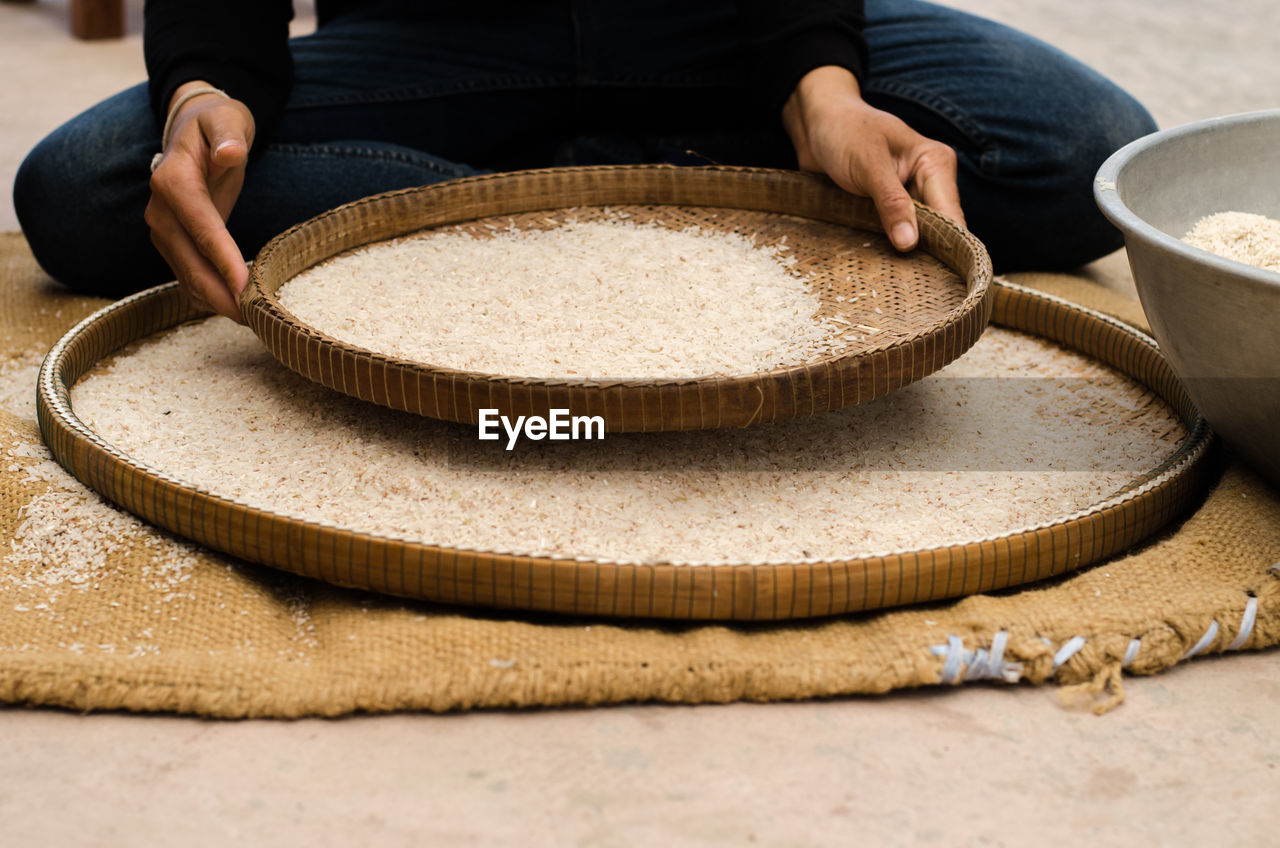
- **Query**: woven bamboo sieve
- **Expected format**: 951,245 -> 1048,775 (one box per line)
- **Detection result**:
37,281 -> 1215,621
239,165 -> 994,431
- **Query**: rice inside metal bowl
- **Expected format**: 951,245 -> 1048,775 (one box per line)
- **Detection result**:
1095,109 -> 1280,487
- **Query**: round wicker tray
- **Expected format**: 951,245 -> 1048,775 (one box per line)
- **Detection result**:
239,165 -> 993,432
38,281 -> 1215,620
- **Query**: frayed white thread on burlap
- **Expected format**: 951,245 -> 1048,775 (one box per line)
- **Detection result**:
1226,596 -> 1258,651
930,631 -> 1023,684
1122,597 -> 1258,667
1181,620 -> 1219,659
1052,636 -> 1087,671
937,595 -> 1261,684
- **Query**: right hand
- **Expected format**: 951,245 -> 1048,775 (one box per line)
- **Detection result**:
145,81 -> 255,323
781,66 -> 965,253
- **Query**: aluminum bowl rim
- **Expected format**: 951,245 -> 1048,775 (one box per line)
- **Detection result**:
1094,108 -> 1280,294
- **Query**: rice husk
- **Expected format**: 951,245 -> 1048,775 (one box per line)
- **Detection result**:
2,355 -> 204,643
68,320 -> 1185,566
277,217 -> 855,381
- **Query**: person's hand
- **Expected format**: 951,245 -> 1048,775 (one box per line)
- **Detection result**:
781,65 -> 966,252
145,81 -> 255,322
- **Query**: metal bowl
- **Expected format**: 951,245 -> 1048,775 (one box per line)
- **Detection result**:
1096,110 -> 1280,487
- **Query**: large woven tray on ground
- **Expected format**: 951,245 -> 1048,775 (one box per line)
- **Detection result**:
37,281 -> 1215,620
238,165 -> 993,432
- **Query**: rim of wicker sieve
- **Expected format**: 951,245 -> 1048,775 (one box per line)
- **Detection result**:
37,279 -> 1215,620
238,165 -> 994,432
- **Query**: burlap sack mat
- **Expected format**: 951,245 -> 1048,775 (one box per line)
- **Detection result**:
1,231 -> 1277,717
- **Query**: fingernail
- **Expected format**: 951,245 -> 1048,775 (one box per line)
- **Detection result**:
891,223 -> 916,250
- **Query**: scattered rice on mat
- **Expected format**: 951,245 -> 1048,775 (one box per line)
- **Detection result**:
3,355 -> 318,659
1183,211 -> 1280,273
278,218 -> 853,380
69,321 -> 1185,565
1,355 -> 204,630
0,351 -> 43,422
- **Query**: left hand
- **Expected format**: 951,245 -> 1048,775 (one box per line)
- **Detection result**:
781,65 -> 966,251
145,81 -> 255,322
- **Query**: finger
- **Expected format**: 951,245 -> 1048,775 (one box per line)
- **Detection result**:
199,107 -> 251,171
153,229 -> 242,322
858,145 -> 920,251
147,200 -> 245,323
207,166 -> 247,234
912,145 -> 966,229
150,162 -> 248,295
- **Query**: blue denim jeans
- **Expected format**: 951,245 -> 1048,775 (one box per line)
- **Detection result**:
14,0 -> 1157,296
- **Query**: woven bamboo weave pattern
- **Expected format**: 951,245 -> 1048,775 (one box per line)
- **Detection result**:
4,230 -> 1276,718
37,281 -> 1213,620
239,166 -> 993,431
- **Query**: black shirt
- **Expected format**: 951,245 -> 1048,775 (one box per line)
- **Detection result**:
143,0 -> 869,144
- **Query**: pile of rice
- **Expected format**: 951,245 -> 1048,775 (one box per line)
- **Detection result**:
70,320 -> 1184,566
3,354 -> 205,640
1183,211 -> 1280,273
278,217 -> 855,381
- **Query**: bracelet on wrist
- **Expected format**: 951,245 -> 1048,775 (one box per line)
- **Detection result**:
149,86 -> 232,173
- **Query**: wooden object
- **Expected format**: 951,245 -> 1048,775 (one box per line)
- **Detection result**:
37,279 -> 1215,620
239,165 -> 995,432
71,0 -> 123,40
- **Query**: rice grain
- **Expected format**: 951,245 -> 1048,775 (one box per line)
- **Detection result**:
278,217 -> 854,381
1183,211 -> 1280,273
69,320 -> 1185,566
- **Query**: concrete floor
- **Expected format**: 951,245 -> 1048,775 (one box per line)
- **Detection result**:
2,1 -> 1278,845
